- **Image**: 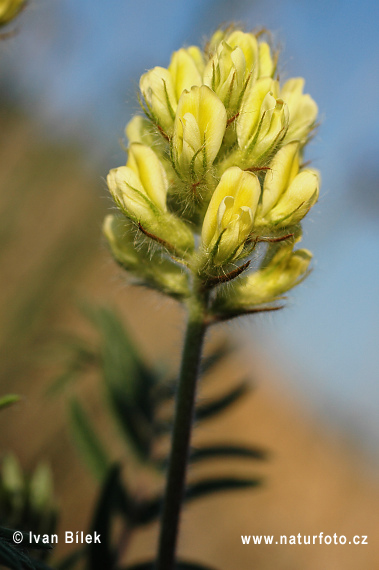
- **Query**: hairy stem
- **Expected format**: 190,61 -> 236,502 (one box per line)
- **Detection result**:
155,293 -> 208,570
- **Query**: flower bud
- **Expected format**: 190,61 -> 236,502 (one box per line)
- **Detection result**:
103,215 -> 189,298
201,166 -> 261,264
1,455 -> 57,539
258,141 -> 300,218
140,67 -> 177,133
203,42 -> 245,111
256,142 -> 319,227
207,28 -> 227,54
172,85 -> 227,181
216,243 -> 312,307
265,169 -> 319,226
281,78 -> 318,144
225,30 -> 259,73
140,47 -> 203,135
107,144 -> 194,254
203,32 -> 258,113
125,117 -> 175,179
0,0 -> 25,26
107,145 -> 167,226
126,143 -> 168,212
103,214 -> 140,270
236,78 -> 288,164
168,47 -> 204,102
107,165 -> 154,223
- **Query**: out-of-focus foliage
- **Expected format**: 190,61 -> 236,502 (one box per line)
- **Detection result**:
0,527 -> 52,570
0,395 -> 20,410
0,455 -> 57,538
0,0 -> 25,28
0,455 -> 57,570
53,305 -> 265,569
0,407 -> 55,570
0,102 -> 104,570
0,104 -> 103,395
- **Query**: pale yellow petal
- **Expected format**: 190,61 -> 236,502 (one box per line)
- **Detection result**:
125,116 -> 154,145
169,48 -> 203,101
173,85 -> 227,177
268,169 -> 320,225
281,78 -> 318,143
140,67 -> 176,131
237,77 -> 274,149
127,143 -> 168,211
226,31 -> 258,73
107,166 -> 150,221
258,42 -> 275,77
202,166 -> 260,247
260,141 -> 300,217
187,46 -> 205,74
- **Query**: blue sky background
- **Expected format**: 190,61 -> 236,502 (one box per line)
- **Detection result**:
1,0 -> 379,458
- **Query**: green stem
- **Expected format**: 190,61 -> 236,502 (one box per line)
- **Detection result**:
155,293 -> 208,570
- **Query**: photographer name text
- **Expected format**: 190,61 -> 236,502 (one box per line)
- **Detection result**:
12,531 -> 101,545
33,531 -> 100,544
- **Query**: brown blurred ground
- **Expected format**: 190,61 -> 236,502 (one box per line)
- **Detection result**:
0,110 -> 378,569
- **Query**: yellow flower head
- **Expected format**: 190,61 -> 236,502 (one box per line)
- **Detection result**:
105,26 -> 321,309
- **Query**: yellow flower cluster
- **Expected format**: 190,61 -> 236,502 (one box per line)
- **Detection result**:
104,27 -> 320,315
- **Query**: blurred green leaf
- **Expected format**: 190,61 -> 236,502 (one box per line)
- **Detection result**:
184,477 -> 262,502
155,381 -> 250,435
0,395 -> 20,411
69,399 -> 110,481
154,343 -> 232,405
0,456 -> 58,552
156,444 -> 266,469
200,342 -> 231,377
1,456 -> 24,520
0,527 -> 53,570
83,305 -> 157,461
128,495 -> 160,527
188,444 -> 267,464
29,464 -> 54,515
195,381 -> 250,422
2,456 -> 24,493
87,467 -> 119,570
30,560 -> 54,570
46,341 -> 97,397
87,465 -> 134,570
0,539 -> 24,570
132,476 -> 261,527
81,304 -> 144,398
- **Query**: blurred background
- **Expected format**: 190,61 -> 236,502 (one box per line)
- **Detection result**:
1,0 -> 379,568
